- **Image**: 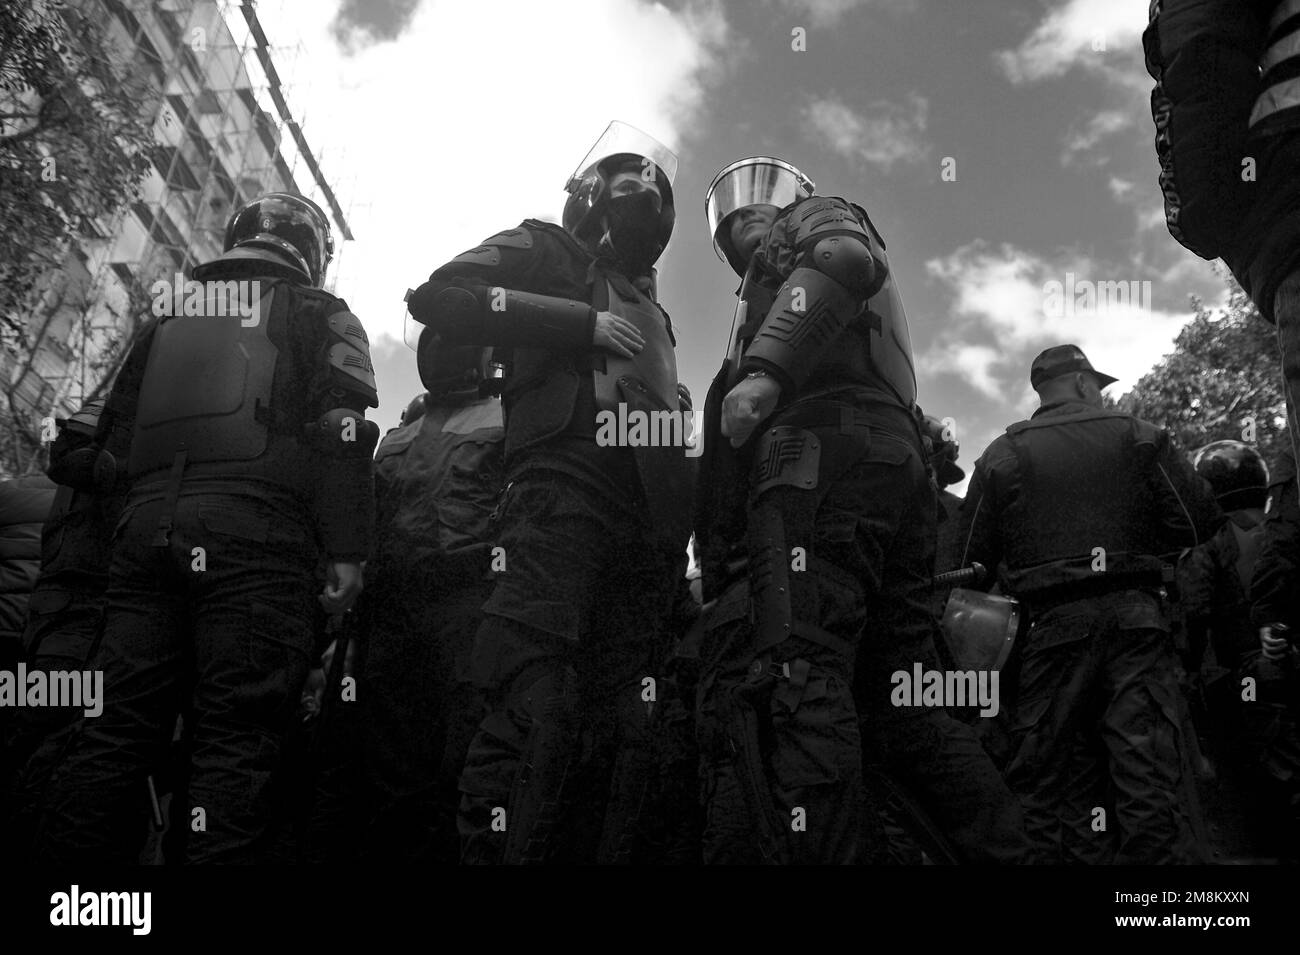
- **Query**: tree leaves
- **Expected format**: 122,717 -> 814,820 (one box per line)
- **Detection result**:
1117,272 -> 1290,470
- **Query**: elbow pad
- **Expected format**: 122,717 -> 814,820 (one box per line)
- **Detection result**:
808,234 -> 882,299
306,409 -> 381,459
48,447 -> 119,493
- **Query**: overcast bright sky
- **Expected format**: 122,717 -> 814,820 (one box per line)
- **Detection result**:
249,0 -> 1225,492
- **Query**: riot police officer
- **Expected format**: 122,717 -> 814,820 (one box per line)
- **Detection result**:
357,331 -> 504,863
1249,449 -> 1300,861
693,157 -> 1025,864
1146,1 -> 1300,475
1180,440 -> 1270,683
1178,440 -> 1271,859
959,344 -> 1222,864
406,122 -> 694,864
3,399 -> 128,821
29,193 -> 379,864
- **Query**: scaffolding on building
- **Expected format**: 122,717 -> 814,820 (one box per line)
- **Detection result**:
28,0 -> 353,432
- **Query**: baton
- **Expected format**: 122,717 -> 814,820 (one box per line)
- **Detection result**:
930,562 -> 986,589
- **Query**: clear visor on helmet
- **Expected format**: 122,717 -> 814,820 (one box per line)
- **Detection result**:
403,295 -> 423,351
704,157 -> 815,245
566,121 -> 678,191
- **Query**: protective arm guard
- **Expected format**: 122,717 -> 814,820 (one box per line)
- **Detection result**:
314,307 -> 379,561
741,267 -> 861,395
408,283 -> 595,350
741,197 -> 888,394
1143,0 -> 1264,260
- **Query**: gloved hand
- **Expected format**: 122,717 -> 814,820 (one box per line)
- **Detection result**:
592,311 -> 644,358
320,560 -> 363,614
721,372 -> 781,448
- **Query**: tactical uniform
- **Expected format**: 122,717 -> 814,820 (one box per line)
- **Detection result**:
0,475 -> 57,667
406,125 -> 694,863
695,161 -> 1025,865
1177,440 -> 1271,859
358,375 -> 505,863
1246,451 -> 1300,861
1146,0 -> 1300,467
0,473 -> 57,798
1252,451 -> 1300,632
959,355 -> 1221,864
3,401 -> 129,819
30,195 -> 378,864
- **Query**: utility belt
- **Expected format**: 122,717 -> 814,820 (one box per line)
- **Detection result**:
1015,573 -> 1166,615
769,393 -> 920,450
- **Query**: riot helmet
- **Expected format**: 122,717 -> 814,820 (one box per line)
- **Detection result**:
562,121 -> 677,274
705,157 -> 815,276
1193,439 -> 1269,511
417,327 -> 491,404
399,393 -> 428,428
196,192 -> 334,286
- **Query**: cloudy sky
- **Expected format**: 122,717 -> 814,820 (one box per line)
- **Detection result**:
250,0 -> 1224,490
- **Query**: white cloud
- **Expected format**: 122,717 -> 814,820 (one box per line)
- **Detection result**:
769,0 -> 918,28
803,92 -> 930,170
923,241 -> 1194,401
249,0 -> 732,420
917,342 -> 1005,401
1060,109 -> 1130,165
996,0 -> 1147,87
1107,176 -> 1135,200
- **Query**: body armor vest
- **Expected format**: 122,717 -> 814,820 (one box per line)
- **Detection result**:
128,287 -> 281,480
999,410 -> 1168,590
593,279 -> 679,414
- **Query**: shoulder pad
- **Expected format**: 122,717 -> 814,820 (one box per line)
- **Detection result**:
449,224 -> 536,268
790,196 -> 871,252
327,310 -> 369,347
325,308 -> 378,407
482,226 -> 534,250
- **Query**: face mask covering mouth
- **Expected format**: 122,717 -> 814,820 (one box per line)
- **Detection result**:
599,191 -> 665,274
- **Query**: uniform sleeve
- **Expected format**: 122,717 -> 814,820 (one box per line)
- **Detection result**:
308,299 -> 378,562
1147,427 -> 1224,552
407,222 -> 596,349
1176,538 -> 1219,624
955,448 -> 1004,586
1250,476 -> 1300,630
1143,0 -> 1266,261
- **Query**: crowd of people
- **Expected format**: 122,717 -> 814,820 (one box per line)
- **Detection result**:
0,80 -> 1298,864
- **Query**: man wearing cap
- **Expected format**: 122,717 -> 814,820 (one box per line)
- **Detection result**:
957,344 -> 1222,864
